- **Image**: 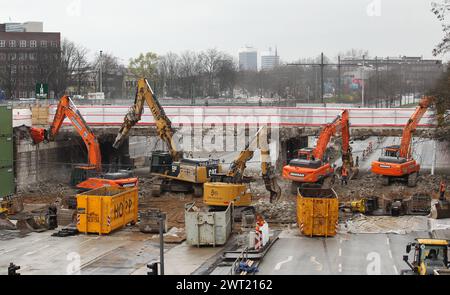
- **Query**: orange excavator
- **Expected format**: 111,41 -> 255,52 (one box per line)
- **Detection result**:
282,110 -> 356,192
371,97 -> 432,187
20,95 -> 138,191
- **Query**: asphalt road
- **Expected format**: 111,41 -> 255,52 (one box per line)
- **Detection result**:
257,230 -> 430,275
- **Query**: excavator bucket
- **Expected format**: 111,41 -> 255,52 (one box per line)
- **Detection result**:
264,176 -> 282,203
430,200 -> 450,219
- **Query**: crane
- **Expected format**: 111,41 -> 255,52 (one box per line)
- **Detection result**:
282,110 -> 356,192
371,97 -> 432,187
113,78 -> 221,197
204,126 -> 281,207
25,96 -> 137,190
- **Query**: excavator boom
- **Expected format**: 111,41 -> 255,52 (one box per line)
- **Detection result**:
113,78 -> 181,161
49,96 -> 102,172
399,97 -> 432,158
312,115 -> 340,161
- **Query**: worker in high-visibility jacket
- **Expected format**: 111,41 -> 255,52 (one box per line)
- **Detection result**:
341,166 -> 348,186
440,179 -> 447,201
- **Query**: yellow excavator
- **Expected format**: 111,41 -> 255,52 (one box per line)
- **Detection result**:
203,126 -> 281,207
113,78 -> 221,197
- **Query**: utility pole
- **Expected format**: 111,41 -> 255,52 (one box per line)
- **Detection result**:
99,50 -> 103,93
288,53 -> 359,104
361,55 -> 365,107
337,55 -> 341,99
320,52 -> 324,104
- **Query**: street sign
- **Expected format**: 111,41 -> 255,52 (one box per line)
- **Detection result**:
35,83 -> 48,99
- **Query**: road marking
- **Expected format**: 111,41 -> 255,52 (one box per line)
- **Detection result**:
386,237 -> 390,245
388,250 -> 393,259
24,251 -> 37,256
340,238 -> 343,244
339,248 -> 342,257
274,256 -> 293,271
310,256 -> 323,271
338,264 -> 342,273
1,248 -> 16,254
393,265 -> 398,275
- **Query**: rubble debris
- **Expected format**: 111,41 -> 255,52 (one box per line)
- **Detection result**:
254,199 -> 296,223
343,215 -> 428,234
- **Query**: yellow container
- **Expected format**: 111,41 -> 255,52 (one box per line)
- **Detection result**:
76,187 -> 138,235
297,188 -> 339,237
203,182 -> 252,207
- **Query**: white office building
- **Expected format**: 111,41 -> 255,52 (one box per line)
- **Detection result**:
239,46 -> 258,71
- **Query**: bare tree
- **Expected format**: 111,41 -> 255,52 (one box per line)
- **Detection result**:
92,52 -> 125,98
432,1 -> 450,56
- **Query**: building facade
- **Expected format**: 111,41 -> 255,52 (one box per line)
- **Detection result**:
239,46 -> 258,71
261,48 -> 280,70
0,22 -> 60,99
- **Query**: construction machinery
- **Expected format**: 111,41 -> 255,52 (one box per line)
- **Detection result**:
282,109 -> 357,192
341,197 -> 379,215
23,96 -> 137,191
203,126 -> 281,207
402,239 -> 449,275
371,97 -> 432,187
113,78 -> 221,197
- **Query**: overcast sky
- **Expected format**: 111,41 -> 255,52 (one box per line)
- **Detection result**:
1,0 -> 447,63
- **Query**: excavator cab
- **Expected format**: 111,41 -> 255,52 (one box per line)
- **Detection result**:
150,151 -> 174,175
402,239 -> 449,275
298,148 -> 315,160
383,145 -> 401,158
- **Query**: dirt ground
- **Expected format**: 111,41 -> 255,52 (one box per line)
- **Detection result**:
14,171 -> 448,229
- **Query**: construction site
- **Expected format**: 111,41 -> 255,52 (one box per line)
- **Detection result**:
1,79 -> 450,277
1,1 -> 450,281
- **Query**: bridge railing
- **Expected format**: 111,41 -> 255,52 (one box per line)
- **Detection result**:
13,105 -> 436,128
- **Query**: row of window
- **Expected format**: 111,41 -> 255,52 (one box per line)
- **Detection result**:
0,64 -> 40,73
0,40 -> 58,48
0,52 -> 59,61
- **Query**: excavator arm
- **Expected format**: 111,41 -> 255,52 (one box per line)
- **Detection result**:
399,97 -> 432,159
312,115 -> 340,161
49,96 -> 102,172
113,78 -> 181,161
27,96 -> 102,172
227,126 -> 281,202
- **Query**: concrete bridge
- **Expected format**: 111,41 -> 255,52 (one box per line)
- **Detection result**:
12,105 -> 436,138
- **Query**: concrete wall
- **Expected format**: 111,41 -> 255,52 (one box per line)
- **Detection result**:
14,139 -> 76,190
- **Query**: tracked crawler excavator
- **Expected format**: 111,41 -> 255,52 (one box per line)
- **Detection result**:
113,78 -> 221,197
371,97 -> 432,187
282,110 -> 357,193
19,95 -> 137,191
203,125 -> 281,207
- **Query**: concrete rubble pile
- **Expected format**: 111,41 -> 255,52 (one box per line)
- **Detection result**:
343,214 -> 429,234
254,199 -> 296,223
334,174 -> 445,202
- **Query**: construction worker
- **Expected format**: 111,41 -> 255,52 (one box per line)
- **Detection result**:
341,166 -> 348,186
440,178 -> 446,201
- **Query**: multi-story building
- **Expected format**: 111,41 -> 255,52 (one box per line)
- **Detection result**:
261,48 -> 280,70
0,22 -> 60,99
239,46 -> 258,71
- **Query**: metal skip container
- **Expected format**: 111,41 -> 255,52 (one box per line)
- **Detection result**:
185,202 -> 232,247
76,187 -> 138,235
297,187 -> 339,237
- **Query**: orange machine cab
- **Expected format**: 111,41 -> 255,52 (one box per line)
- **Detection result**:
282,148 -> 334,184
371,145 -> 420,177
